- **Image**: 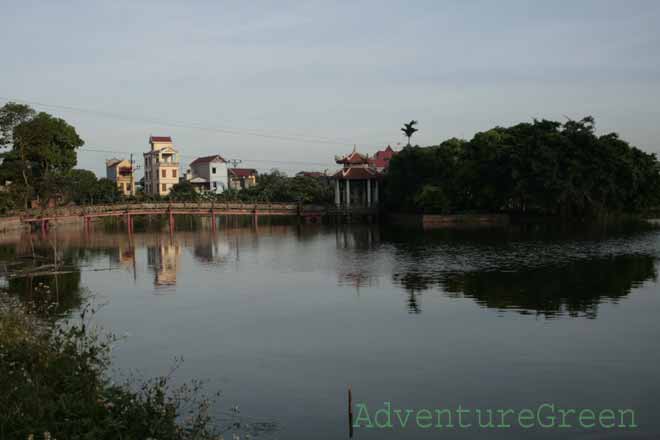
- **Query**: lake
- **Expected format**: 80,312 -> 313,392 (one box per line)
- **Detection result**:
2,220 -> 660,439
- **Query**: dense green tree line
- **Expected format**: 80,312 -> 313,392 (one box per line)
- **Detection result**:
385,117 -> 660,217
169,170 -> 333,204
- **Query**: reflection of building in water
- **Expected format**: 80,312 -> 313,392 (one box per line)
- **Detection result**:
192,239 -> 230,263
147,240 -> 181,287
335,226 -> 380,250
109,242 -> 135,270
335,226 -> 381,291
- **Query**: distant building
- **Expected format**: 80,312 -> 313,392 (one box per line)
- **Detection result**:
143,136 -> 180,196
368,145 -> 397,171
296,171 -> 325,178
296,170 -> 332,186
106,158 -> 136,196
186,155 -> 229,193
332,149 -> 383,207
228,168 -> 258,190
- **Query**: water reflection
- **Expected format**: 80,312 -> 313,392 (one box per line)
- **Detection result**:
0,223 -> 658,320
384,227 -> 660,317
393,255 -> 657,318
147,240 -> 181,288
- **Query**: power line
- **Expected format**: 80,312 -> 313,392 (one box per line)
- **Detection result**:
0,96 -> 385,146
80,146 -> 334,167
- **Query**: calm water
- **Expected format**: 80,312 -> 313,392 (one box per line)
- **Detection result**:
2,221 -> 660,439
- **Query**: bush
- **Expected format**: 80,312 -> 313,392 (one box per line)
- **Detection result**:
414,185 -> 450,214
0,297 -> 220,439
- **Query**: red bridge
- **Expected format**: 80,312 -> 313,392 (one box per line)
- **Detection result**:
17,202 -> 378,234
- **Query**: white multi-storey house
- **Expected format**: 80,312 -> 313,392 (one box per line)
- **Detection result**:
186,155 -> 228,193
143,136 -> 180,196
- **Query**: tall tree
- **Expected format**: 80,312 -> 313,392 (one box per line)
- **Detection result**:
0,102 -> 36,149
401,120 -> 419,147
1,111 -> 83,207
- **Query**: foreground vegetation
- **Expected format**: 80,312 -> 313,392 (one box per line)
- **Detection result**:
385,117 -> 660,217
0,293 -> 220,439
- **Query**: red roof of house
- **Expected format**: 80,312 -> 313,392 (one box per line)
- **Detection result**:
333,167 -> 383,180
229,168 -> 258,178
190,155 -> 226,166
297,171 -> 325,178
368,145 -> 397,169
150,136 -> 172,142
336,151 -> 369,165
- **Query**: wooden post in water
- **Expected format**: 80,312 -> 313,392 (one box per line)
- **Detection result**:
83,216 -> 91,235
211,209 -> 216,233
348,385 -> 353,438
169,211 -> 175,236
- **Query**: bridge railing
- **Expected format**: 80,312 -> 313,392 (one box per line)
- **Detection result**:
13,202 -> 325,220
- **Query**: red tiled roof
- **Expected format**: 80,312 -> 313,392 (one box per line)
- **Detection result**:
229,168 -> 258,178
297,171 -> 324,178
336,151 -> 369,165
333,167 -> 383,180
190,155 -> 226,166
368,145 -> 398,169
150,136 -> 172,142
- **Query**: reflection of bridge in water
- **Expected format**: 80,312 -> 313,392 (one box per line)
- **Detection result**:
17,202 -> 379,234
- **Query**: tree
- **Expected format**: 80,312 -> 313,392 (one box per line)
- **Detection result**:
169,180 -> 199,201
1,112 -> 84,207
0,102 -> 35,150
401,120 -> 419,147
93,178 -> 121,203
385,116 -> 660,218
64,169 -> 100,204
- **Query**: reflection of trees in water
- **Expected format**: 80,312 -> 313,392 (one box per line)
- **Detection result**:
392,272 -> 430,314
2,242 -> 86,317
393,255 -> 657,318
6,271 -> 83,317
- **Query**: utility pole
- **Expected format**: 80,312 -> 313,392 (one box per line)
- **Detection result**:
227,158 -> 242,169
129,153 -> 141,195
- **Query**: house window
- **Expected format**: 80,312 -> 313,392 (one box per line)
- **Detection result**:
212,167 -> 216,174
162,169 -> 166,178
162,183 -> 167,192
213,182 -> 217,188
172,169 -> 177,178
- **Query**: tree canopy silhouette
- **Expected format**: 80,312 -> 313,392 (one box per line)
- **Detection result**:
385,117 -> 660,217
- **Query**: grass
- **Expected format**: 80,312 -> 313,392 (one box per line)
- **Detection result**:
0,294 -> 221,440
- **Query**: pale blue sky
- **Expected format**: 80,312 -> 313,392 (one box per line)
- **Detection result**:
1,0 -> 660,176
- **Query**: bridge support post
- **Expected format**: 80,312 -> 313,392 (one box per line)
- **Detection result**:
126,213 -> 133,235
83,216 -> 91,234
169,211 -> 175,235
211,210 -> 216,233
41,219 -> 48,236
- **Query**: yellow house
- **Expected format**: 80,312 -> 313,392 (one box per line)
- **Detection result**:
143,136 -> 180,196
228,168 -> 258,190
106,158 -> 136,196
